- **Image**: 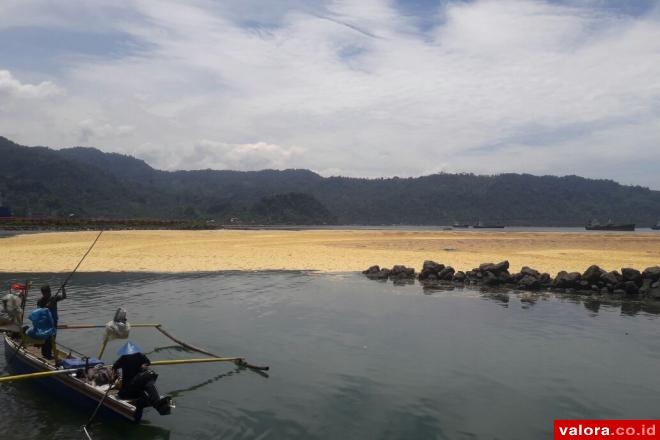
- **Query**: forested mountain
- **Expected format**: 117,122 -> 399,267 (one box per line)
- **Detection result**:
2,136 -> 659,226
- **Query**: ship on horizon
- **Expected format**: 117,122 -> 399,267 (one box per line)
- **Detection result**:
585,219 -> 635,231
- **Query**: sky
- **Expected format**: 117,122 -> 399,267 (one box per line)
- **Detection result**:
1,0 -> 659,188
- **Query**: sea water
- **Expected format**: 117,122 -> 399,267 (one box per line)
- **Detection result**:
0,271 -> 658,440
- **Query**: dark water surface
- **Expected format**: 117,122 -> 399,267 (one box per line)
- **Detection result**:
1,272 -> 658,440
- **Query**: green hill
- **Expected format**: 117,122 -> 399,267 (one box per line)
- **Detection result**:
1,136 -> 659,226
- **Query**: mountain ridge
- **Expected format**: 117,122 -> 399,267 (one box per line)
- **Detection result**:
1,136 -> 659,226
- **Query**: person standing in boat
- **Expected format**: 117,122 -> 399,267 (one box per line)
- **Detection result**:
36,284 -> 66,359
112,341 -> 172,415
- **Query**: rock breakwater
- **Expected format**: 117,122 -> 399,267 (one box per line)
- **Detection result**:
363,261 -> 660,299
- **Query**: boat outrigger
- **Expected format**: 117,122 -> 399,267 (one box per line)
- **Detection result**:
1,319 -> 267,423
0,230 -> 269,435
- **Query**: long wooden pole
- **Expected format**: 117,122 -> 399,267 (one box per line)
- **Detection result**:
154,325 -> 218,358
151,357 -> 244,366
58,323 -> 160,330
0,368 -> 78,383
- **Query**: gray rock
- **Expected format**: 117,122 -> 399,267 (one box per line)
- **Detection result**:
518,275 -> 541,290
554,271 -> 581,288
600,271 -> 621,286
496,270 -> 511,283
482,271 -> 500,286
363,265 -> 380,275
422,260 -> 445,272
479,260 -> 510,274
539,273 -> 552,286
612,289 -> 626,296
600,287 -> 609,294
509,272 -> 524,283
648,286 -> 660,299
453,271 -> 466,282
390,265 -> 415,279
437,266 -> 455,281
582,265 -> 605,284
621,268 -> 642,286
642,266 -> 660,282
623,281 -> 639,295
521,266 -> 541,278
419,260 -> 444,280
639,278 -> 653,295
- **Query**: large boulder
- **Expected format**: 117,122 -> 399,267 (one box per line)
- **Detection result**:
554,271 -> 581,288
363,266 -> 390,280
539,273 -> 552,286
640,278 -> 653,295
621,268 -> 642,286
521,266 -> 541,278
623,281 -> 639,295
390,265 -> 415,279
647,285 -> 660,299
419,260 -> 444,280
518,275 -> 541,290
437,266 -> 455,281
479,261 -> 510,274
600,271 -> 622,286
453,271 -> 466,282
363,266 -> 390,279
422,260 -> 444,272
363,265 -> 380,275
482,271 -> 500,286
582,265 -> 605,284
642,266 -> 660,282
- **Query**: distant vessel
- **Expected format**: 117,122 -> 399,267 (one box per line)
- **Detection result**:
585,219 -> 635,231
652,221 -> 660,230
452,222 -> 470,228
473,221 -> 505,229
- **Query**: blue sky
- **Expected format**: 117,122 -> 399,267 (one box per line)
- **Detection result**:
1,0 -> 659,189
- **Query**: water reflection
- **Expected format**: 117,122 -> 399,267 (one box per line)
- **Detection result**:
383,277 -> 660,317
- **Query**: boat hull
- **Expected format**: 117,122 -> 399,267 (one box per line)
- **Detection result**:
2,334 -> 140,422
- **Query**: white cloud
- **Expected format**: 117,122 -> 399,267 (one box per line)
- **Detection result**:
183,139 -> 306,170
1,0 -> 660,188
0,70 -> 64,100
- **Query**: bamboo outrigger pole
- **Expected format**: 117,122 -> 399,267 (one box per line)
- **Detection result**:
151,357 -> 244,366
61,323 -> 270,371
0,368 -> 79,383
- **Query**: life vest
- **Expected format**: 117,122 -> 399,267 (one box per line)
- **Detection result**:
26,308 -> 56,340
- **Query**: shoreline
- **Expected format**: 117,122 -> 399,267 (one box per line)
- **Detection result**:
0,229 -> 659,274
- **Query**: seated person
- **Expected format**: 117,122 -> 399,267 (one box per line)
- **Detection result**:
0,291 -> 22,331
112,341 -> 172,415
24,307 -> 56,358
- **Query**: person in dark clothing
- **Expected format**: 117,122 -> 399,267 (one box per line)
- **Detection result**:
112,341 -> 172,415
36,284 -> 66,359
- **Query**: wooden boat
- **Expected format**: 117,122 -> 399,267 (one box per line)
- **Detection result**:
2,332 -> 142,422
0,232 -> 268,430
452,223 -> 470,228
585,219 -> 635,231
